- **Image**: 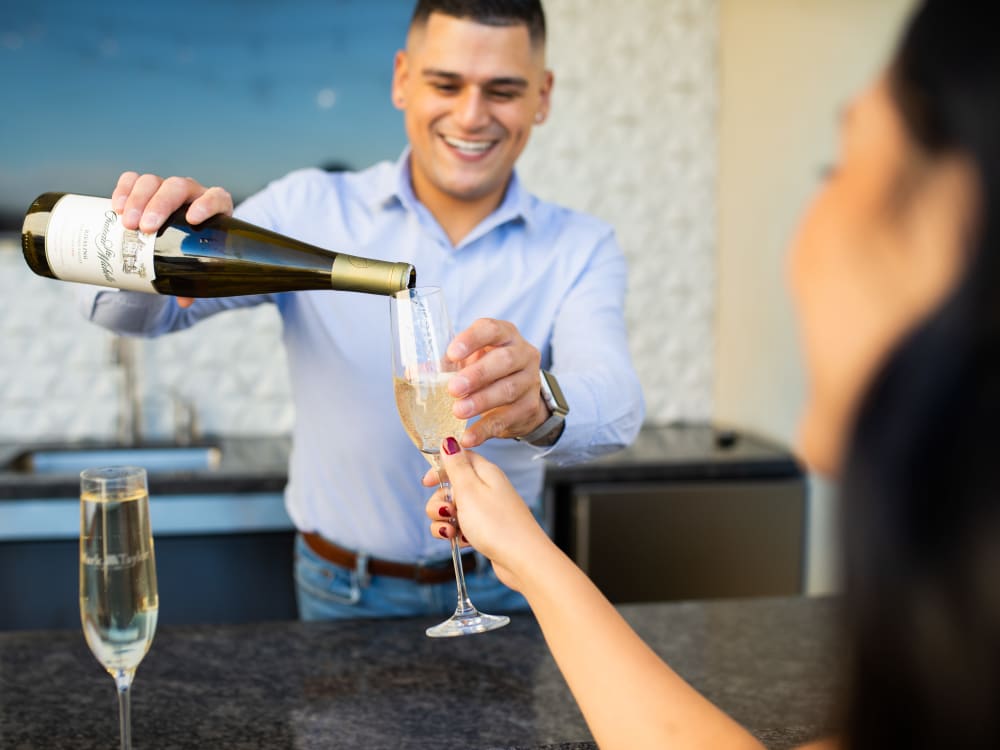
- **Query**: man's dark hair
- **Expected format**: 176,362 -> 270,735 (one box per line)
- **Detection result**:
410,0 -> 546,47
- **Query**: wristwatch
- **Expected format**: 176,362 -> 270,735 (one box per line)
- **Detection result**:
517,369 -> 570,446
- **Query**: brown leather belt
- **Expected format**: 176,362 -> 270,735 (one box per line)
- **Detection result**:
302,532 -> 475,584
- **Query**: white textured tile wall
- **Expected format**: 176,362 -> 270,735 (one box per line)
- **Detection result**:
0,0 -> 718,442
0,242 -> 121,442
519,0 -> 718,424
0,235 -> 293,442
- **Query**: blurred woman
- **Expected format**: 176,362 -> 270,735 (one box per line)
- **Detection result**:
423,1 -> 1000,748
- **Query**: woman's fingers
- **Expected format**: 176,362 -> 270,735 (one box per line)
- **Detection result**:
425,494 -> 454,521
430,521 -> 469,546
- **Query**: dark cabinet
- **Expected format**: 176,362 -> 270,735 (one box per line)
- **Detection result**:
547,424 -> 807,603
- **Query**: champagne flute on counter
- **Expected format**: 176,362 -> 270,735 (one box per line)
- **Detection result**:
390,286 -> 510,637
80,466 -> 159,750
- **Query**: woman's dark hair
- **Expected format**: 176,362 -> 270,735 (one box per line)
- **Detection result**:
409,0 -> 546,48
838,1 -> 1000,748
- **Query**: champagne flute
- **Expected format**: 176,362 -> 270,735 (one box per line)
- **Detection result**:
390,286 -> 510,637
80,466 -> 159,750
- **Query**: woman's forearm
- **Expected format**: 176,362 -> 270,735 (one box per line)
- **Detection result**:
515,538 -> 765,750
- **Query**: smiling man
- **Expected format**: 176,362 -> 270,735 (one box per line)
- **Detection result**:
394,4 -> 553,244
81,0 -> 644,621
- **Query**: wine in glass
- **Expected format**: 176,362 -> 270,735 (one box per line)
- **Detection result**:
80,466 -> 159,750
390,286 -> 510,637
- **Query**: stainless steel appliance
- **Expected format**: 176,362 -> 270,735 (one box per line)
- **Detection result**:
547,424 -> 807,603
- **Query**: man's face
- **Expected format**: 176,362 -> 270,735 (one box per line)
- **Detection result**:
392,12 -> 552,211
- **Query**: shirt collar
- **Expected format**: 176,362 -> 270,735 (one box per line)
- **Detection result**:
491,168 -> 535,231
374,147 -> 536,235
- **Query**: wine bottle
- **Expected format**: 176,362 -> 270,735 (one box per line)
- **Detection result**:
21,192 -> 416,297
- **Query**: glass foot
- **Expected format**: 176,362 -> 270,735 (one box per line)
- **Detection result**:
426,609 -> 510,638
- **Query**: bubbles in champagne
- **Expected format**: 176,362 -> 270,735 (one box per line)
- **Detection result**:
393,373 -> 467,454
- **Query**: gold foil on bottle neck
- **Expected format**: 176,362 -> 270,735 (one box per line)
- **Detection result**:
330,254 -> 416,296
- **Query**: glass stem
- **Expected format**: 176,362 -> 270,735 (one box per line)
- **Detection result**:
114,669 -> 134,750
432,456 -> 476,616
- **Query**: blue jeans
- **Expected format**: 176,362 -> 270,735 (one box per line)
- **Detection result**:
293,533 -> 529,621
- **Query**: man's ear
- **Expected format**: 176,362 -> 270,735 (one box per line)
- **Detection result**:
535,70 -> 554,124
391,50 -> 409,110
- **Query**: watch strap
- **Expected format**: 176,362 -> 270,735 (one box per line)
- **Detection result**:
517,412 -> 566,445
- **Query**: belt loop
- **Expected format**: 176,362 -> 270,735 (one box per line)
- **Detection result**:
355,550 -> 371,589
413,559 -> 426,584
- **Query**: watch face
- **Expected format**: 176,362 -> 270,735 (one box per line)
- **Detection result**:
541,370 -> 569,416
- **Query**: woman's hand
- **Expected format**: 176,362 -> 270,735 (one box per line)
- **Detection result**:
423,437 -> 553,592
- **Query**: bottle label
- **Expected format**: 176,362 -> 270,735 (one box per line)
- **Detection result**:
46,194 -> 157,292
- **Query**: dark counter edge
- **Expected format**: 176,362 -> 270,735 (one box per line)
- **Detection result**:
0,435 -> 290,499
0,424 -> 805,500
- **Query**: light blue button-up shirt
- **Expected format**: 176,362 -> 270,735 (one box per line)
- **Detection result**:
81,151 -> 644,563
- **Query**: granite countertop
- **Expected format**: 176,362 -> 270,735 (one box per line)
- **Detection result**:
0,595 -> 839,749
545,423 -> 803,484
0,424 -> 802,501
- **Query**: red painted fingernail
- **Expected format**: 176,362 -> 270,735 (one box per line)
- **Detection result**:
443,437 -> 460,455
439,526 -> 449,538
439,505 -> 451,518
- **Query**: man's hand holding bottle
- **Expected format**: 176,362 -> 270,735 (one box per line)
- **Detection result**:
112,171 -> 234,309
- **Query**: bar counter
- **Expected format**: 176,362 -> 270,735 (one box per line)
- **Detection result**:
1,595 -> 839,749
